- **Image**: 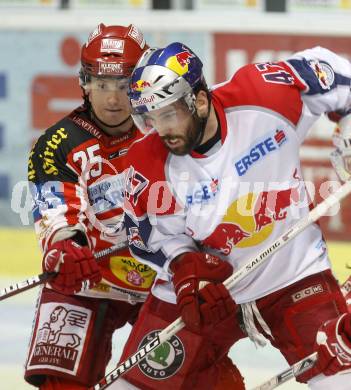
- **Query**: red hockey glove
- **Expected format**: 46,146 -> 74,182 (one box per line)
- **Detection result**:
170,252 -> 236,333
43,239 -> 101,295
315,313 -> 351,376
341,275 -> 351,312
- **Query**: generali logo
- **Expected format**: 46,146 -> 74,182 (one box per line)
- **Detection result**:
27,304 -> 91,375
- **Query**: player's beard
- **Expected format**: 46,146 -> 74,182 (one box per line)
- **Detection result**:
161,115 -> 202,156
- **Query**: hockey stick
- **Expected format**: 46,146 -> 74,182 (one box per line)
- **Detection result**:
91,180 -> 351,390
0,241 -> 127,301
251,352 -> 318,390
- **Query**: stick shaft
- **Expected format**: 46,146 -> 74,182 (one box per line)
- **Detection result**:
92,181 -> 351,390
251,353 -> 318,390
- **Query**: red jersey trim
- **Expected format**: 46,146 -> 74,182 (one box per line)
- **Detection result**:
212,64 -> 304,127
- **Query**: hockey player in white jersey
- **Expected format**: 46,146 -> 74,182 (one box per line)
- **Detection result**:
120,42 -> 351,389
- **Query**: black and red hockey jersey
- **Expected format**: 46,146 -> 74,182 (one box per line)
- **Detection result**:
28,105 -> 156,302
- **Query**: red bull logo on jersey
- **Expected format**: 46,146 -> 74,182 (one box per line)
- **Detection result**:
202,184 -> 301,255
166,50 -> 194,76
235,129 -> 287,177
130,79 -> 152,92
253,186 -> 300,231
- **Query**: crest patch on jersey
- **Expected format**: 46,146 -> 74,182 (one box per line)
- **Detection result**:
137,330 -> 185,379
125,165 -> 149,206
309,60 -> 334,90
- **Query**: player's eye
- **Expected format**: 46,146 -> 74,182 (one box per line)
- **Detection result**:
161,111 -> 177,122
118,83 -> 128,91
97,82 -> 107,90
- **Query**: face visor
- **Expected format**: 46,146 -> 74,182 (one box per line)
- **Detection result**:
87,76 -> 130,93
132,98 -> 197,136
131,94 -> 196,135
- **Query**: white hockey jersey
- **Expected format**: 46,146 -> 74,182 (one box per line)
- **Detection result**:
124,47 -> 351,304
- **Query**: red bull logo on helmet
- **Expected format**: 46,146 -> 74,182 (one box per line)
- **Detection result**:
202,184 -> 301,255
131,94 -> 155,108
131,79 -> 152,92
166,50 -> 194,76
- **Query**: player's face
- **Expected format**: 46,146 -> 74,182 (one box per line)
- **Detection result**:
88,77 -> 132,130
143,100 -> 198,155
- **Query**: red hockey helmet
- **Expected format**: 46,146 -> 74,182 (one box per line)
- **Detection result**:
80,23 -> 147,85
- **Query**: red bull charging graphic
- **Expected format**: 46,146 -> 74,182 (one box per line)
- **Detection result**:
202,185 -> 301,255
130,80 -> 151,92
166,50 -> 194,76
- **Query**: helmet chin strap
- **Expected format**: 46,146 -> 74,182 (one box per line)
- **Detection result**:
91,108 -> 132,130
192,100 -> 211,149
